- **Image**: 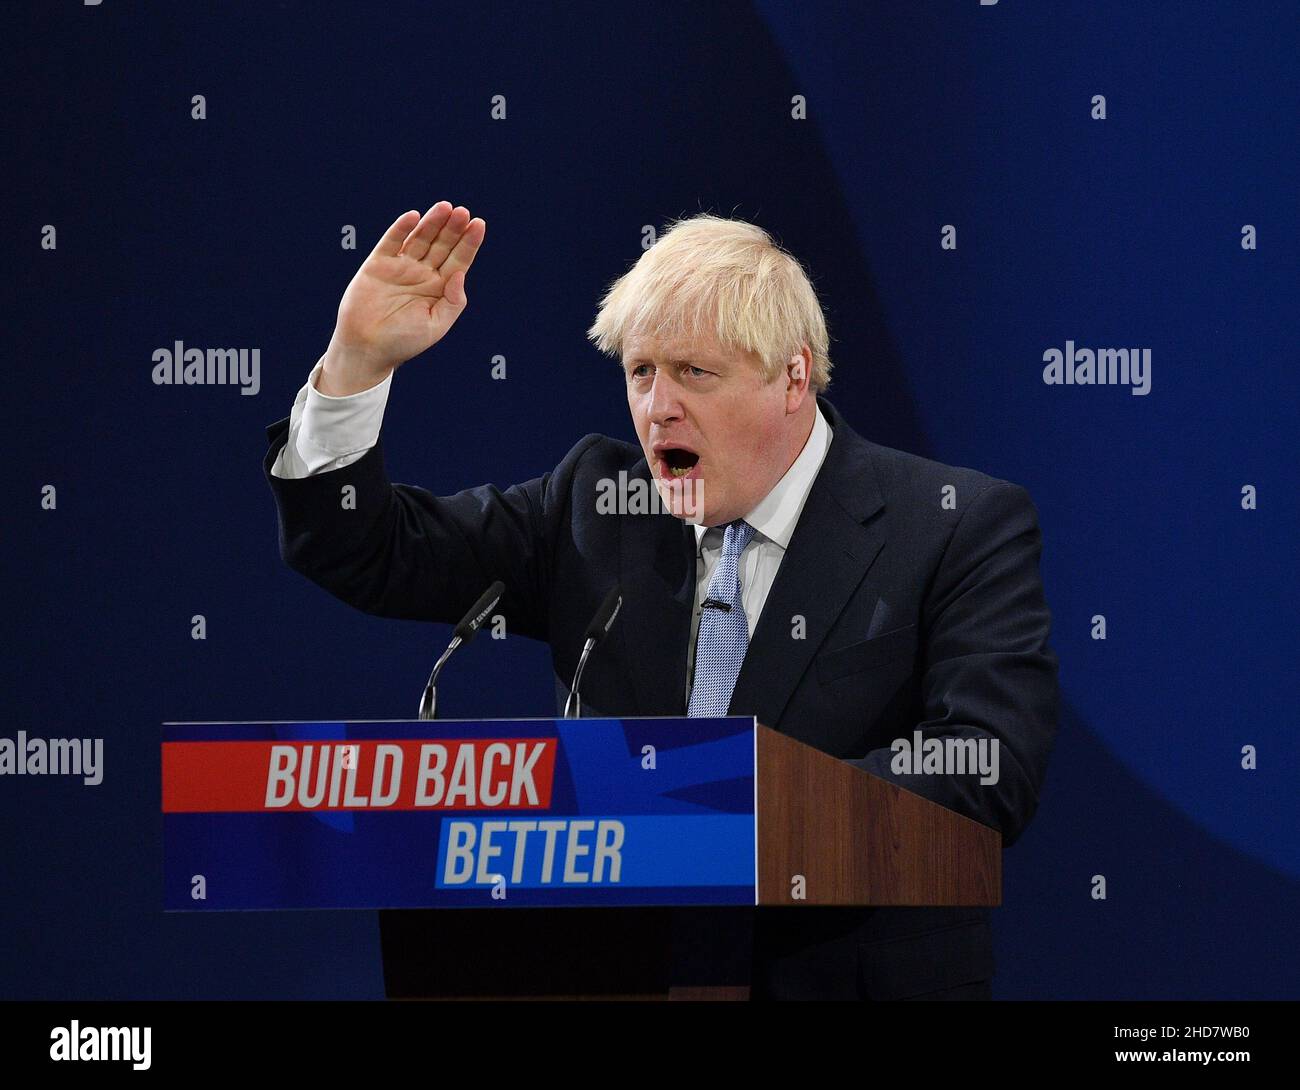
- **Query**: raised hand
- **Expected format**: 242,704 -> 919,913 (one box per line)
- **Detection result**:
318,202 -> 486,395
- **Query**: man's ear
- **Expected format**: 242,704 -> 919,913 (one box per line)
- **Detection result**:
785,345 -> 813,409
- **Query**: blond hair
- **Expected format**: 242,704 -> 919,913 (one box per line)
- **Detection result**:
586,213 -> 832,392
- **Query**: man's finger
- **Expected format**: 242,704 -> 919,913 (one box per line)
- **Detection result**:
438,218 -> 486,281
399,201 -> 456,262
370,210 -> 421,259
419,205 -> 473,269
440,268 -> 468,311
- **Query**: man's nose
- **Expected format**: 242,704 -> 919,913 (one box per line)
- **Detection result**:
646,374 -> 683,425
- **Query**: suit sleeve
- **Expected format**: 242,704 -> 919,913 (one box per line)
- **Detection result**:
848,480 -> 1059,847
261,416 -> 597,643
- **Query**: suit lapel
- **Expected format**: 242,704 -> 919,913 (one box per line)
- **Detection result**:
728,399 -> 887,730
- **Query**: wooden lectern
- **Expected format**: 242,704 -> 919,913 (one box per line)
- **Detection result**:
380,724 -> 1000,1001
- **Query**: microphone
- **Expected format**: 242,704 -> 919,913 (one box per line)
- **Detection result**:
563,585 -> 622,719
701,597 -> 732,612
417,581 -> 504,720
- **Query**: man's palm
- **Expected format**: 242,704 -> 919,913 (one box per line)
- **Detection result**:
334,202 -> 486,372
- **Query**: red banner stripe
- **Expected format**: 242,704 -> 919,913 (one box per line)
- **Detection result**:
162,738 -> 557,813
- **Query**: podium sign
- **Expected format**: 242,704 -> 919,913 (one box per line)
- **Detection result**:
162,716 -> 756,911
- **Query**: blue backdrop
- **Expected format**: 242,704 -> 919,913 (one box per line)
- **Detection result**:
4,0 -> 1297,999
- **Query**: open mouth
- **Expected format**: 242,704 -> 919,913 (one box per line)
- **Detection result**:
658,447 -> 701,479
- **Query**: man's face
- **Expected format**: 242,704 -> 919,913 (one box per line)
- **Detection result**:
622,326 -> 798,526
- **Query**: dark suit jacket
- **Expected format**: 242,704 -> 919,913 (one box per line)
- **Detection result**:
262,395 -> 1058,1000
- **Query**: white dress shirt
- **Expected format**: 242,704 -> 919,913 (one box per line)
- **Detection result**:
683,405 -> 831,704
270,360 -> 834,708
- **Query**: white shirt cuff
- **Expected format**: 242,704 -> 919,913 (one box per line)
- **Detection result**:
270,358 -> 393,478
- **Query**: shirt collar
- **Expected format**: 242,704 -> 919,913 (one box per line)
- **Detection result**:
694,401 -> 833,554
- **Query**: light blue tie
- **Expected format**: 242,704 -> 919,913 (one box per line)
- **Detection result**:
688,519 -> 757,717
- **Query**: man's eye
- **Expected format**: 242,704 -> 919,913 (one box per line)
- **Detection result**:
688,366 -> 708,377
629,364 -> 650,378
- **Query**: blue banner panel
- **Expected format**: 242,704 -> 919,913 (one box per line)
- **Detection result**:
162,717 -> 756,910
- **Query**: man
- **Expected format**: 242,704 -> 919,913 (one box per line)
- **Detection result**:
264,201 -> 1058,1000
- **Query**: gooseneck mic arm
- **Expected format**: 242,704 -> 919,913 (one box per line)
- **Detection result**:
418,580 -> 505,720
564,585 -> 622,719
